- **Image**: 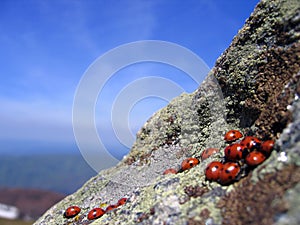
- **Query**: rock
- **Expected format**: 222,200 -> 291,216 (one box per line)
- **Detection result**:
34,0 -> 300,224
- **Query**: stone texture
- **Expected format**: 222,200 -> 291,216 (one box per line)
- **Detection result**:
34,0 -> 300,224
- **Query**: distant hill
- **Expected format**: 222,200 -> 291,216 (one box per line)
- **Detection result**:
0,218 -> 33,225
0,153 -> 97,194
0,187 -> 65,220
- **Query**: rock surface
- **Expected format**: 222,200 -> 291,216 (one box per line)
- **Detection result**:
34,0 -> 300,224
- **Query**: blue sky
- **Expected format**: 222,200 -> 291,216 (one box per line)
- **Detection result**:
0,0 -> 260,159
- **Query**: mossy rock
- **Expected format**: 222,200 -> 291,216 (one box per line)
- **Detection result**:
34,0 -> 300,224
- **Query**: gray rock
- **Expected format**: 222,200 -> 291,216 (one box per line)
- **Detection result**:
34,0 -> 300,224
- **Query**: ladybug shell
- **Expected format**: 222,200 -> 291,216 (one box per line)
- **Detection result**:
163,168 -> 177,175
201,148 -> 219,161
205,161 -> 223,181
260,140 -> 275,155
245,151 -> 266,166
105,204 -> 118,212
240,136 -> 261,150
224,130 -> 243,142
87,208 -> 105,220
219,162 -> 240,185
63,206 -> 81,218
117,197 -> 128,206
224,143 -> 246,161
181,157 -> 199,171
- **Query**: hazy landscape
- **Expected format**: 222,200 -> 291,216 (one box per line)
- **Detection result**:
0,153 -> 96,194
0,218 -> 33,225
0,153 -> 97,221
0,187 -> 65,220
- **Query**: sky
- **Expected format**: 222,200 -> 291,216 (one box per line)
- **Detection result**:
0,0 -> 260,164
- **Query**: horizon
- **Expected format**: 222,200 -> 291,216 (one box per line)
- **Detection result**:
0,1 -> 260,167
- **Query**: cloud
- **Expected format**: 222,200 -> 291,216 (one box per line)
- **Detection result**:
0,0 -> 260,157
0,97 -> 73,143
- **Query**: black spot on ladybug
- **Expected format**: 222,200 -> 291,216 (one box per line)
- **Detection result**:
242,150 -> 249,158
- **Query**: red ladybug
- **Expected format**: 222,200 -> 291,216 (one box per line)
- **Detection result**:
181,157 -> 199,171
163,168 -> 177,175
245,151 -> 266,166
87,208 -> 105,220
117,197 -> 127,206
219,162 -> 240,185
105,204 -> 118,212
63,206 -> 81,218
224,130 -> 243,142
240,136 -> 261,150
224,143 -> 246,161
205,161 -> 223,182
260,140 -> 275,155
201,148 -> 219,161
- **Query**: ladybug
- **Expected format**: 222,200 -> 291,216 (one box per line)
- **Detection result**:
205,161 -> 223,182
201,148 -> 219,161
240,136 -> 261,150
87,208 -> 105,220
163,168 -> 177,175
224,130 -> 243,142
63,206 -> 81,218
105,204 -> 118,212
219,162 -> 240,185
245,151 -> 266,166
224,143 -> 246,161
260,140 -> 275,155
117,197 -> 128,206
181,157 -> 199,171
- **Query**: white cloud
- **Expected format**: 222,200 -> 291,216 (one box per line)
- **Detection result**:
0,97 -> 73,143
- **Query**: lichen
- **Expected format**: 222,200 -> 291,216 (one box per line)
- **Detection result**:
34,0 -> 300,224
214,0 -> 300,136
217,164 -> 300,225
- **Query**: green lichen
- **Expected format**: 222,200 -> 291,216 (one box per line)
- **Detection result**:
34,0 -> 300,224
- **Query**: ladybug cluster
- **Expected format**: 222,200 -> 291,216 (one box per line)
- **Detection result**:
205,130 -> 275,185
162,129 -> 274,186
64,129 -> 275,221
63,197 -> 127,221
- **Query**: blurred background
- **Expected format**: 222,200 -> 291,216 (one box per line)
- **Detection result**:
0,0 -> 259,223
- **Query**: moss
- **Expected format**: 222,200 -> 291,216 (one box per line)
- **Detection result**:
214,0 -> 300,134
183,185 -> 209,198
217,164 -> 300,225
34,0 -> 300,225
